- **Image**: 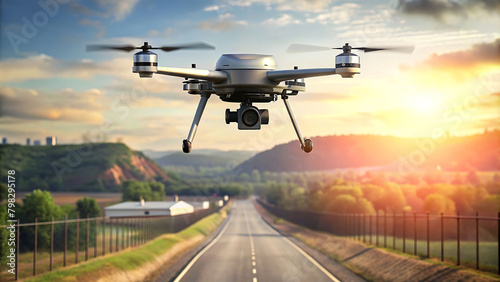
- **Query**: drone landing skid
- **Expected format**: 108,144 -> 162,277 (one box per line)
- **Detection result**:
183,94 -> 210,153
281,92 -> 313,153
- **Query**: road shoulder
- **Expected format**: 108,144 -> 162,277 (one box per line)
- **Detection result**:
253,200 -> 499,282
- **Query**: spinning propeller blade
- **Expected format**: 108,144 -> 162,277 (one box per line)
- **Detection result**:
288,43 -> 414,54
86,42 -> 215,52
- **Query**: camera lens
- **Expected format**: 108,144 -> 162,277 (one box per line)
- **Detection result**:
241,108 -> 259,127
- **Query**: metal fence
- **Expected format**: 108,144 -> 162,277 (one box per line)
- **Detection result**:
0,207 -> 220,281
258,199 -> 500,274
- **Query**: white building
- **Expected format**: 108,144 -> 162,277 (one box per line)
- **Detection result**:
189,201 -> 210,210
105,200 -> 194,217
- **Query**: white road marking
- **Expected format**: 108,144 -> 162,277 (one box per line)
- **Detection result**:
252,256 -> 255,260
253,268 -> 257,274
173,213 -> 234,282
258,215 -> 341,282
253,278 -> 257,282
252,261 -> 256,266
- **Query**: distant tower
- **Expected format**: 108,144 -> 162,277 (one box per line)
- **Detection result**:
33,140 -> 41,146
46,136 -> 57,146
1,137 -> 6,144
26,138 -> 31,146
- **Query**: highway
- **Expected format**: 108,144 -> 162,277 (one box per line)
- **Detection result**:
173,200 -> 340,282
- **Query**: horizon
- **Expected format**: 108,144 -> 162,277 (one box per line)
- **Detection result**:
0,0 -> 499,152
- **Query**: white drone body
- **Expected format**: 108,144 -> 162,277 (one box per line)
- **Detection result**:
89,42 -> 411,153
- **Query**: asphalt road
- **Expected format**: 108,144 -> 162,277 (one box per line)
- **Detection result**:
173,200 -> 340,282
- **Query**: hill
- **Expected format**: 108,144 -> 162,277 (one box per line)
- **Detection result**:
0,143 -> 168,192
154,150 -> 256,168
235,131 -> 500,173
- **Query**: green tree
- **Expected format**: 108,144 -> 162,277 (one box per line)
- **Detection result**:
0,205 -> 8,265
423,193 -> 456,215
251,169 -> 261,183
0,183 -> 7,203
19,190 -> 61,251
76,197 -> 101,218
149,182 -> 165,201
331,194 -> 356,213
122,180 -> 152,201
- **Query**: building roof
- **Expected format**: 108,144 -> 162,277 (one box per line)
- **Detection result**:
105,201 -> 192,211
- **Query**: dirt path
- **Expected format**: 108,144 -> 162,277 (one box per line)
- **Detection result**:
253,200 -> 499,282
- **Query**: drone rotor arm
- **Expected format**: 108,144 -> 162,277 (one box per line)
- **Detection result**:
267,68 -> 337,82
156,67 -> 227,83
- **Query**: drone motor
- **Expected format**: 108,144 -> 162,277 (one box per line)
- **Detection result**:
335,43 -> 360,78
132,50 -> 158,78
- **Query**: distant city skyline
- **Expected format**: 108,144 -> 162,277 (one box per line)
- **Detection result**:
0,0 -> 499,151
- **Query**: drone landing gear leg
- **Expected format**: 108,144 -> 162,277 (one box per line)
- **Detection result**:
281,95 -> 313,153
183,94 -> 210,153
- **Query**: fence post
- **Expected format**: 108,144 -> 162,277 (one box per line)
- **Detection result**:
86,214 -> 89,261
122,217 -> 125,249
369,214 -> 372,244
64,215 -> 67,267
376,211 -> 379,247
427,213 -> 430,258
76,215 -> 79,264
94,217 -> 98,258
475,212 -> 479,270
414,212 -> 417,256
50,217 -> 54,271
384,210 -> 387,248
116,218 -> 119,252
393,211 -> 396,250
357,214 -> 360,241
441,213 -> 444,261
363,214 -> 366,243
457,211 -> 460,266
403,211 -> 406,253
102,215 -> 106,256
33,217 -> 37,276
16,218 -> 19,281
109,217 -> 113,253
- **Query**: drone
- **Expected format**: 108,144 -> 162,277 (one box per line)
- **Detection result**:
87,42 -> 413,153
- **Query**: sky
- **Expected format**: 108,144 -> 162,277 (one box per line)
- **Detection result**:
0,0 -> 499,152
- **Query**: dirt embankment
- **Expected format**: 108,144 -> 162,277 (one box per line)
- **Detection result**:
253,201 -> 499,282
100,154 -> 168,186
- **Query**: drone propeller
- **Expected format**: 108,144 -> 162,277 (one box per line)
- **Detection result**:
287,43 -> 414,54
86,42 -> 215,52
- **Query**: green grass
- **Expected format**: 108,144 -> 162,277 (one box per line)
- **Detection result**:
17,209 -> 227,282
350,235 -> 498,272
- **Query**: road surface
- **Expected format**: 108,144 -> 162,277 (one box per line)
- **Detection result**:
173,200 -> 340,282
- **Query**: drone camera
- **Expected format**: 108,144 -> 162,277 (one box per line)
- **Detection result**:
132,50 -> 158,78
225,105 -> 269,130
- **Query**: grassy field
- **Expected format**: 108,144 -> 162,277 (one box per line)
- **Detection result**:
355,235 -> 499,272
0,224 -> 148,281
15,192 -> 123,211
20,208 -> 227,282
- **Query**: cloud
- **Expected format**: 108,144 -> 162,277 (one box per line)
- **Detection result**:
306,3 -> 360,24
0,87 -> 106,124
204,5 -> 220,11
70,0 -> 142,21
397,0 -> 500,22
401,38 -> 500,75
262,14 -> 300,26
0,54 -> 132,83
147,27 -> 175,38
198,13 -> 248,31
79,19 -> 106,38
210,0 -> 335,12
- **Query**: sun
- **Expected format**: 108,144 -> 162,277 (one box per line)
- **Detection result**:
405,93 -> 442,114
